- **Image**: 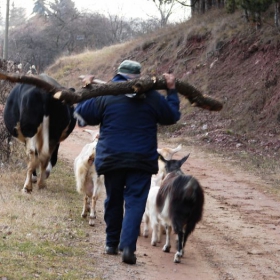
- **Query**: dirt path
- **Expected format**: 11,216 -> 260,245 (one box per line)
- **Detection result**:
58,126 -> 280,280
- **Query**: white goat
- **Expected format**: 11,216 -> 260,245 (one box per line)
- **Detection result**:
142,175 -> 162,245
74,130 -> 104,226
142,143 -> 182,245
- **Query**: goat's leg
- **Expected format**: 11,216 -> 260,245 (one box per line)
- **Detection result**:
75,170 -> 88,218
162,225 -> 172,252
151,222 -> 160,246
181,220 -> 197,255
174,231 -> 184,263
150,216 -> 160,246
157,224 -> 162,243
88,175 -> 102,226
89,194 -> 96,226
81,195 -> 88,218
142,213 -> 150,238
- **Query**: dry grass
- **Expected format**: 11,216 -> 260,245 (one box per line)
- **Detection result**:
46,41 -> 139,89
0,160 -> 104,280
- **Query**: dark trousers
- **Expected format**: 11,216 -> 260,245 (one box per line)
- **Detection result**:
104,169 -> 151,252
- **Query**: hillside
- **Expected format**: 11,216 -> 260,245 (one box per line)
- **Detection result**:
47,8 -> 280,190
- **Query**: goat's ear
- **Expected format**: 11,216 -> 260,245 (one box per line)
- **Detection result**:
180,153 -> 190,165
174,144 -> 182,152
158,153 -> 166,162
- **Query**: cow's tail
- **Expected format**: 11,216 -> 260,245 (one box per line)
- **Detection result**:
41,115 -> 50,157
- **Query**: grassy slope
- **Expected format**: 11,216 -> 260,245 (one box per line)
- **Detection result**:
0,161 -> 105,279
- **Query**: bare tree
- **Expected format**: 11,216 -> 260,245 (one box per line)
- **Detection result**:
3,0 -> 10,59
10,3 -> 26,27
150,0 -> 176,26
6,0 -> 161,70
275,0 -> 280,27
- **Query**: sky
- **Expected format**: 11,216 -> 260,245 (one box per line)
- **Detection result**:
0,0 -> 190,23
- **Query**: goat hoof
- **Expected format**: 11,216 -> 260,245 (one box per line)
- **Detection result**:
180,250 -> 184,257
89,219 -> 95,226
174,252 -> 181,263
151,241 -> 157,246
162,245 -> 171,252
81,213 -> 87,218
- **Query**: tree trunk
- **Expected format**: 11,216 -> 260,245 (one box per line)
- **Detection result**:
275,2 -> 280,27
0,71 -> 223,111
3,0 -> 10,59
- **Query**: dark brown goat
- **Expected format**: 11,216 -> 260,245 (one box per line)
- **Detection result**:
156,154 -> 204,263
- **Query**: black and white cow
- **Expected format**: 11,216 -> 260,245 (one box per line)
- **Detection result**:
4,74 -> 76,193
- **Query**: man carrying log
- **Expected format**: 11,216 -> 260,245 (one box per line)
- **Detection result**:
74,60 -> 181,265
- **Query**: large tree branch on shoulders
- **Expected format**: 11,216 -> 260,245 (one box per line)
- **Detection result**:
0,71 -> 223,111
56,75 -> 223,111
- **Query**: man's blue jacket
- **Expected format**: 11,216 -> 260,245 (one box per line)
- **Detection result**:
74,74 -> 181,175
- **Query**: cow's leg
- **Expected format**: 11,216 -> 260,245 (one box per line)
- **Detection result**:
32,170 -> 37,183
37,115 -> 50,189
23,164 -> 34,193
37,158 -> 49,189
46,144 -> 59,179
162,225 -> 172,252
23,148 -> 38,193
45,162 -> 52,179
